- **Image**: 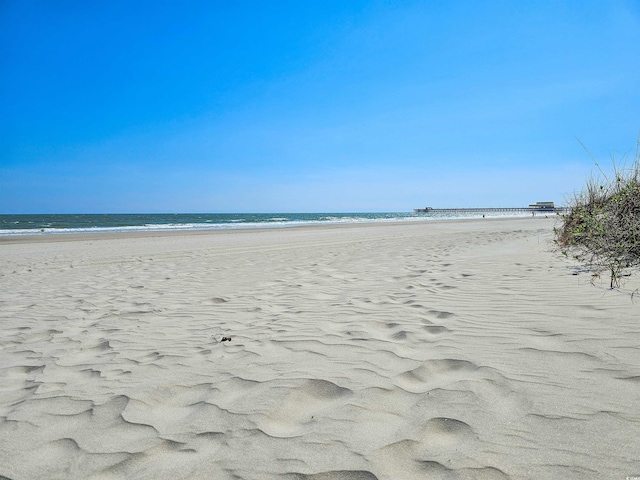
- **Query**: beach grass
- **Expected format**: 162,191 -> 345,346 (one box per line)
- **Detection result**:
556,136 -> 640,288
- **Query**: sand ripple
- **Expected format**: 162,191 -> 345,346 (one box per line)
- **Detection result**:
1,219 -> 639,479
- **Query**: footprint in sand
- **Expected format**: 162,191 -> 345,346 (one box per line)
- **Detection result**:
205,297 -> 228,305
392,330 -> 410,340
395,358 -> 478,393
419,417 -> 475,446
422,325 -> 450,337
259,379 -> 352,438
374,430 -> 508,480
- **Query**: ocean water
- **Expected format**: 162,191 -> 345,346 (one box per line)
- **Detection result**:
0,211 -> 532,236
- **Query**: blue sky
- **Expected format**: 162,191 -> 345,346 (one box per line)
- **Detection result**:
1,0 -> 639,213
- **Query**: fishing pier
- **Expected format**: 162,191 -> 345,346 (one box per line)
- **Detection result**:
414,202 -> 569,215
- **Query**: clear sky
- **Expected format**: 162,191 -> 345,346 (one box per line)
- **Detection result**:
1,0 -> 639,213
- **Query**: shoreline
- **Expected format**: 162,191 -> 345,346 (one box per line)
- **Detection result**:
0,215 -> 555,245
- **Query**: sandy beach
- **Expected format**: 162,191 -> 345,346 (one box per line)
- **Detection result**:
1,217 -> 639,479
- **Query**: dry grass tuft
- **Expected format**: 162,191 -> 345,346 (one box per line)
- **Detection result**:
555,135 -> 640,289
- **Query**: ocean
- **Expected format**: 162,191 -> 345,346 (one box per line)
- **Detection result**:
0,211 -> 532,236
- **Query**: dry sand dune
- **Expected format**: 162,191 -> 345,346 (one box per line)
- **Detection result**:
1,218 -> 639,479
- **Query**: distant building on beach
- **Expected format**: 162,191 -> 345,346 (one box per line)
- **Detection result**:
528,202 -> 555,211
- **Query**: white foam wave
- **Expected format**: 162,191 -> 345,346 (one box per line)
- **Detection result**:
0,211 -> 537,236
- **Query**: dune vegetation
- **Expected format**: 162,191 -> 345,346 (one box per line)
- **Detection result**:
556,137 -> 640,289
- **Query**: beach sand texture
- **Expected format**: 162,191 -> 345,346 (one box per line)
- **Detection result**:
1,218 -> 639,479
